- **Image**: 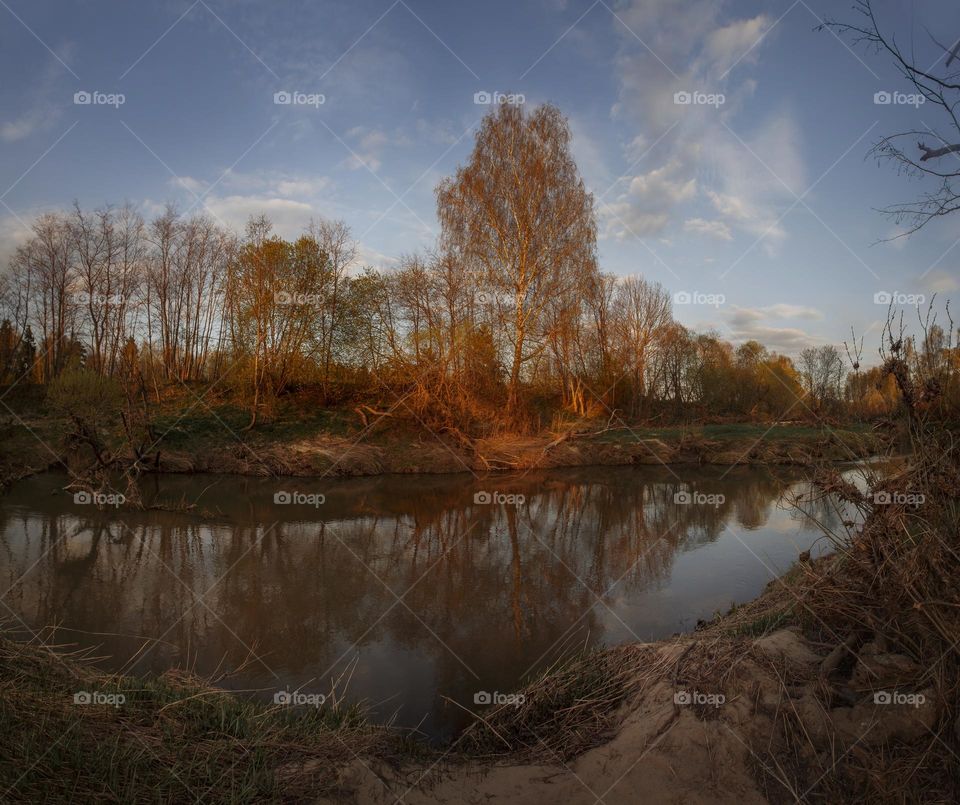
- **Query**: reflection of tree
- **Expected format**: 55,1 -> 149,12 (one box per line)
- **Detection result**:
0,465 -> 817,735
783,479 -> 852,538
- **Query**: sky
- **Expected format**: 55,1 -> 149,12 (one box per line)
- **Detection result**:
1,0 -> 958,357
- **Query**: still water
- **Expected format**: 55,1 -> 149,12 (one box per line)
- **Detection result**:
0,465 -> 849,740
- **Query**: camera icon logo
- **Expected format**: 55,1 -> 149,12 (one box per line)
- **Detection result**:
74,491 -> 91,505
274,491 -> 291,505
673,290 -> 692,305
274,690 -> 292,705
74,91 -> 92,105
473,491 -> 491,504
274,91 -> 292,105
474,691 -> 492,705
673,91 -> 692,105
674,690 -> 691,705
474,91 -> 492,105
873,291 -> 892,304
873,491 -> 891,505
275,291 -> 292,305
873,691 -> 892,704
674,490 -> 691,505
73,691 -> 92,704
873,91 -> 892,105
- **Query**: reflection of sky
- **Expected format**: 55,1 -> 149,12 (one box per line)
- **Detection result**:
602,485 -> 826,640
0,467 -> 844,740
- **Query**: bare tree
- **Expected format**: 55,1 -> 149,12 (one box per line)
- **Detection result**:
9,213 -> 79,380
799,345 -> 844,411
611,275 -> 672,417
308,218 -> 357,401
823,1 -> 960,234
437,102 -> 599,416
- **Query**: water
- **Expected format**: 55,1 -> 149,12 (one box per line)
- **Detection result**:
0,465 -> 850,741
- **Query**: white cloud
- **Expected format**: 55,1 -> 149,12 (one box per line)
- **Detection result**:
763,303 -> 823,320
698,110 -> 805,252
273,177 -> 331,196
357,242 -> 399,271
170,176 -> 205,194
683,217 -> 732,240
918,269 -> 960,294
604,160 -> 696,238
0,53 -> 72,143
704,15 -> 770,73
606,1 -> 798,248
169,172 -> 331,200
343,127 -> 389,171
0,213 -> 37,270
723,303 -> 826,354
184,195 -> 316,237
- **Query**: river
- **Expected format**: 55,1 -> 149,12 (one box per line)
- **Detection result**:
0,464 -> 852,740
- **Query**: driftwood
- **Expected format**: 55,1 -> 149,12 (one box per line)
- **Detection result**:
353,404 -> 395,429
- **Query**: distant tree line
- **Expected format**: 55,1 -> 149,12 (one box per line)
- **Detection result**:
0,103 -> 954,434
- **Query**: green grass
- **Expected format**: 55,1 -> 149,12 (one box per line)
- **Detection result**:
143,397 -> 354,449
730,609 -> 793,637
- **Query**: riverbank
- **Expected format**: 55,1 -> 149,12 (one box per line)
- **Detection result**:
1,550 -> 949,804
0,629 -> 412,802
0,392 -> 882,485
357,556 -> 947,804
120,422 -> 882,477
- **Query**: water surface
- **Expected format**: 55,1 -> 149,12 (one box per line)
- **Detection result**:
0,465 -> 848,740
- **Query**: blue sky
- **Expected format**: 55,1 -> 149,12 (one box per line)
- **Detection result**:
1,0 -> 958,355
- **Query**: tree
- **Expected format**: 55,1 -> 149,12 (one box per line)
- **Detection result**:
308,218 -> 357,401
47,365 -> 122,472
611,276 -> 672,417
144,206 -> 231,383
823,2 -> 960,234
9,213 -> 78,381
226,217 -> 328,428
799,345 -> 844,412
437,102 -> 598,417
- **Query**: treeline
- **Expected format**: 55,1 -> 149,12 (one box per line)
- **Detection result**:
0,103 -> 954,434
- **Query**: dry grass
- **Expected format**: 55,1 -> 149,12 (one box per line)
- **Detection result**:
0,630 -> 418,803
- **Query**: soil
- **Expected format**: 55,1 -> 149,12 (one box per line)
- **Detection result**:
141,428 -> 881,478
